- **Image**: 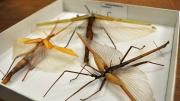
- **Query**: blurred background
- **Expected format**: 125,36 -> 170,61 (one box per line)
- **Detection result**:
0,0 -> 179,101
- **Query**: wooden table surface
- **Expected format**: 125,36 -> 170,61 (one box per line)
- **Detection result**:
0,0 -> 179,101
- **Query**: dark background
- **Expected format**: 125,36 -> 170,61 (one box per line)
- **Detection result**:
0,0 -> 179,101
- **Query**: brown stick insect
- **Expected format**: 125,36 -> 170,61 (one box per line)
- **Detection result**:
43,33 -> 169,101
1,23 -> 78,84
37,5 -> 156,65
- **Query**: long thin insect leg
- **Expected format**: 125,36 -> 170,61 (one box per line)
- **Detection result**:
83,67 -> 93,75
64,27 -> 77,48
129,61 -> 164,67
43,70 -> 92,97
22,69 -> 31,82
22,62 -> 36,82
80,78 -> 106,101
120,45 -> 145,63
70,64 -> 88,82
117,41 -> 170,69
70,64 -> 100,82
86,64 -> 101,73
107,41 -> 170,71
103,27 -> 117,49
2,53 -> 27,80
65,79 -> 97,101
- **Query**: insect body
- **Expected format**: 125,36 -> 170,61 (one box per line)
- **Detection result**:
43,33 -> 169,101
2,23 -> 78,84
37,6 -> 155,65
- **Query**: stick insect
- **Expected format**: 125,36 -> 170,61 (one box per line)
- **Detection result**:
37,5 -> 156,65
43,33 -> 169,101
1,23 -> 78,84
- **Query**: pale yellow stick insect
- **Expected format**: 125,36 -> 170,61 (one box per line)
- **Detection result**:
2,22 -> 78,84
37,6 -> 156,65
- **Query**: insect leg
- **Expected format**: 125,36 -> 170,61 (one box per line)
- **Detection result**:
103,27 -> 117,49
65,79 -> 97,101
2,53 -> 28,80
64,27 -> 77,48
21,59 -> 36,82
70,64 -> 100,82
129,61 -> 164,67
80,78 -> 106,101
70,64 -> 89,82
22,69 -> 31,82
43,70 -> 92,97
120,45 -> 145,63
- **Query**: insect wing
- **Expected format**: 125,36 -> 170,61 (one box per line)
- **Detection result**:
13,40 -> 35,58
96,19 -> 155,42
116,67 -> 155,101
36,48 -> 77,72
90,40 -> 123,67
29,45 -> 47,70
77,33 -> 108,71
95,14 -> 152,25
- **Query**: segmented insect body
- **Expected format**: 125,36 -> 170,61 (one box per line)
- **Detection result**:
43,33 -> 169,101
2,23 -> 78,84
75,33 -> 169,101
84,16 -> 96,63
2,43 -> 46,84
37,13 -> 155,65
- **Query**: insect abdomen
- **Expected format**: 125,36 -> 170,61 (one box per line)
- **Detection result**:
2,59 -> 29,84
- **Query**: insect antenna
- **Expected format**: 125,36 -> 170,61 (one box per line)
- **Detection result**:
84,5 -> 91,14
102,27 -> 117,49
53,22 -> 74,37
153,41 -> 164,57
64,27 -> 77,48
49,19 -> 59,35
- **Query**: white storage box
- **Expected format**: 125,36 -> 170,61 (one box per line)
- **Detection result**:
0,0 -> 179,101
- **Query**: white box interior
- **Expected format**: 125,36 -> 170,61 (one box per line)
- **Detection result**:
0,0 -> 179,101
